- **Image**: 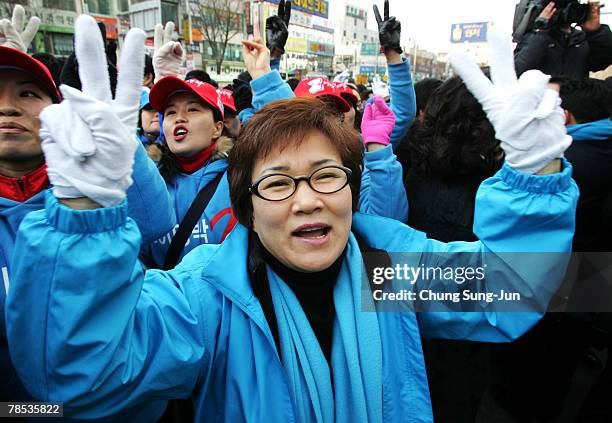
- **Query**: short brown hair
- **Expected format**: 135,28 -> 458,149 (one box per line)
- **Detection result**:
228,97 -> 364,227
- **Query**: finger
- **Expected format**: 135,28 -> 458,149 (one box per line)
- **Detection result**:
242,39 -> 265,53
513,70 -> 551,115
284,1 -> 292,26
253,17 -> 261,40
21,16 -> 40,48
449,51 -> 495,110
373,5 -> 383,25
363,102 -> 373,122
154,23 -> 163,50
11,5 -> 25,33
74,15 -> 112,103
534,88 -> 560,120
163,21 -> 174,44
278,0 -> 285,18
1,19 -> 21,47
114,28 -> 146,130
384,0 -> 390,20
488,28 -> 518,88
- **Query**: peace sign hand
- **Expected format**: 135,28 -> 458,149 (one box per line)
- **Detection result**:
0,4 -> 40,52
266,0 -> 292,56
39,15 -> 145,207
153,22 -> 184,83
373,0 -> 402,54
449,28 -> 571,174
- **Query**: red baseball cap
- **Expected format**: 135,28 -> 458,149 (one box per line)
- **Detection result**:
217,88 -> 236,114
332,82 -> 359,106
294,77 -> 351,113
0,46 -> 61,103
150,76 -> 224,119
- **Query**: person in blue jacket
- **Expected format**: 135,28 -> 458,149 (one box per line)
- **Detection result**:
0,39 -> 173,407
7,21 -> 578,422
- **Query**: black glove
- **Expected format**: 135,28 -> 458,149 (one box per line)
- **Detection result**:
373,0 -> 402,54
266,0 -> 291,55
231,78 -> 253,114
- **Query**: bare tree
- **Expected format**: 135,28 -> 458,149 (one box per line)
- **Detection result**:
196,0 -> 244,74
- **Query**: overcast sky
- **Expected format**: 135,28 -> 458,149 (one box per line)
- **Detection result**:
338,0 -> 612,53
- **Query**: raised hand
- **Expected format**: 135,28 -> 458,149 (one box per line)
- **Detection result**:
449,28 -> 571,174
0,4 -> 40,52
361,96 -> 396,147
266,0 -> 291,56
242,24 -> 271,80
373,0 -> 402,54
39,15 -> 145,207
153,22 -> 184,83
582,1 -> 601,33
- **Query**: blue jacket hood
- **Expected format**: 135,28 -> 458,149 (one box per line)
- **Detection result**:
567,118 -> 612,141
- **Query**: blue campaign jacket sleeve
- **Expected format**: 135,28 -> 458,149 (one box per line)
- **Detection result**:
388,58 -> 416,150
6,193 -> 215,419
354,159 -> 578,342
127,142 -> 175,245
359,145 -> 408,222
239,70 -> 294,124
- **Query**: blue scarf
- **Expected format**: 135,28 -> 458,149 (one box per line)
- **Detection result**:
567,118 -> 612,141
267,236 -> 383,423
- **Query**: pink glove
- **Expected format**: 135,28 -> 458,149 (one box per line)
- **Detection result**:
360,96 -> 396,146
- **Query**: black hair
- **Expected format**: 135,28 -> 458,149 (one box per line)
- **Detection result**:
414,78 -> 443,115
143,54 -> 154,78
185,69 -> 212,83
32,53 -> 63,88
406,76 -> 502,177
237,71 -> 252,83
286,78 -> 300,91
551,76 -> 612,123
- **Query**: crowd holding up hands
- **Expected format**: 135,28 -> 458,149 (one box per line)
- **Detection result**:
0,0 -> 611,421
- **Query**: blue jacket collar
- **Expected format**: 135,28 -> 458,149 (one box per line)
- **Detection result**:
567,118 -> 612,141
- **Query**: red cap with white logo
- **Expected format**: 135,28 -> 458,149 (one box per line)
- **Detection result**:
217,88 -> 236,114
294,77 -> 351,113
149,76 -> 224,119
331,81 -> 359,106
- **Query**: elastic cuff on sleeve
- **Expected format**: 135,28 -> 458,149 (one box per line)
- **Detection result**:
250,70 -> 283,95
45,191 -> 128,234
364,144 -> 393,162
497,158 -> 573,193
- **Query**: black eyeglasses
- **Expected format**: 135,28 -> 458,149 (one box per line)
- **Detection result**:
250,165 -> 353,202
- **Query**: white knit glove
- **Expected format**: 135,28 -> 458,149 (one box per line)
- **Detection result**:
39,15 -> 145,207
333,70 -> 351,83
372,75 -> 390,98
0,5 -> 40,52
153,22 -> 184,83
449,28 -> 571,174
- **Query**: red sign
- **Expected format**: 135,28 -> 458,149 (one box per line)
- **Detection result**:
92,15 -> 118,39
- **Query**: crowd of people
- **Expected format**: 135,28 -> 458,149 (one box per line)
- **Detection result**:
1,0 -> 612,421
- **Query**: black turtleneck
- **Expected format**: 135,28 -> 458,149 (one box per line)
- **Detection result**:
249,232 -> 344,364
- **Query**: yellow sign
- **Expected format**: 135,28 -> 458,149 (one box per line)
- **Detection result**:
286,37 -> 307,53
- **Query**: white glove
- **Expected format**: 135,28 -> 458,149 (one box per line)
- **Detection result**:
39,15 -> 145,207
372,75 -> 390,98
449,28 -> 571,174
0,5 -> 40,52
153,22 -> 184,83
333,70 -> 351,83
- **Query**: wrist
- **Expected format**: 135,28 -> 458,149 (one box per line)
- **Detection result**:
250,66 -> 272,81
365,142 -> 387,151
59,197 -> 103,210
535,159 -> 562,175
384,49 -> 403,64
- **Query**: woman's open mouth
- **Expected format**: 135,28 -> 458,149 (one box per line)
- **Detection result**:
292,224 -> 331,245
173,125 -> 189,141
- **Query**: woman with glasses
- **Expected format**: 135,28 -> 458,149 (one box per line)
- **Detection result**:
7,20 -> 578,423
